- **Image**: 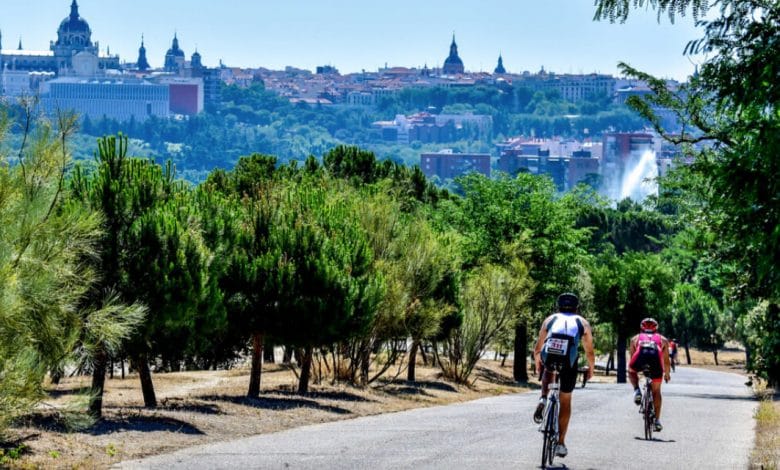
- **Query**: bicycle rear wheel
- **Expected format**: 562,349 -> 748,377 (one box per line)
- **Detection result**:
643,387 -> 654,440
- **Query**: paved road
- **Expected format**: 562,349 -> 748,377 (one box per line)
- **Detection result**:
118,367 -> 755,469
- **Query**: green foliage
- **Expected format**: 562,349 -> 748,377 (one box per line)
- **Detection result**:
438,259 -> 533,383
671,283 -> 720,348
596,0 -> 780,384
593,0 -> 709,23
0,111 -> 142,433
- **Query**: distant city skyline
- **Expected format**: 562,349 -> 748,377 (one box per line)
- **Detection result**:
2,1 -> 706,80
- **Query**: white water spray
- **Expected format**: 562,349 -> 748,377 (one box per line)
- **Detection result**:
619,150 -> 658,201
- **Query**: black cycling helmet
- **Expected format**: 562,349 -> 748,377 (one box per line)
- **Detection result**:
640,317 -> 658,333
557,292 -> 579,312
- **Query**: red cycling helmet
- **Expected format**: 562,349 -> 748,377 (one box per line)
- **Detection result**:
640,317 -> 658,333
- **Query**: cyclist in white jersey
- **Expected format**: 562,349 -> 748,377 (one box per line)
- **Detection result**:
532,293 -> 595,458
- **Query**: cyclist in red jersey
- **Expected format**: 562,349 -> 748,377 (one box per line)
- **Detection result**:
669,338 -> 679,370
628,318 -> 671,432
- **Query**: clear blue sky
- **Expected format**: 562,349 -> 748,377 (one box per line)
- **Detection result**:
2,0 -> 706,80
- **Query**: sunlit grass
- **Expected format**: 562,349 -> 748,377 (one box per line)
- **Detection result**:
751,384 -> 780,470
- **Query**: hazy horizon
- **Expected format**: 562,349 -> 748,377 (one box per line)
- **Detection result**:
3,1 -> 706,80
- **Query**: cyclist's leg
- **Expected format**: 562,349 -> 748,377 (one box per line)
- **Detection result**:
540,366 -> 553,397
651,380 -> 663,419
558,391 -> 572,444
557,364 -> 578,446
649,353 -> 664,429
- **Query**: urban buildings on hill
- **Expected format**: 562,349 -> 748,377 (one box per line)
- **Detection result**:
421,132 -> 675,194
373,112 -> 492,144
421,149 -> 491,180
0,1 -> 219,121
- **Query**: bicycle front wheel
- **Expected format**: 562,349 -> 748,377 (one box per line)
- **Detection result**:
542,400 -> 557,467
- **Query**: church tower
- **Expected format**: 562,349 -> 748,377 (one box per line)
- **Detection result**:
442,34 -> 464,75
494,54 -> 506,74
164,33 -> 185,73
137,35 -> 150,71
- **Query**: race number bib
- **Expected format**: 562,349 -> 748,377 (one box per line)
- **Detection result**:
640,340 -> 658,352
545,337 -> 569,356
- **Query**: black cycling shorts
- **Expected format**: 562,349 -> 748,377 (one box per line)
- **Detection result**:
542,355 -> 579,393
630,349 -> 663,380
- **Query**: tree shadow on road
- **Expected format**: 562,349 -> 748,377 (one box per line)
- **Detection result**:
475,366 -> 533,389
633,436 -> 677,443
376,380 -> 458,398
271,389 -> 375,403
199,394 -> 351,415
664,392 -> 755,401
19,412 -> 204,436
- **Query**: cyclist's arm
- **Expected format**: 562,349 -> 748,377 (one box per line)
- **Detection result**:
629,335 -> 637,356
533,317 -> 550,373
661,337 -> 671,381
581,318 -> 596,380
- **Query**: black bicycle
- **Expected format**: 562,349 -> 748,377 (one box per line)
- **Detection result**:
539,362 -> 563,468
639,366 -> 655,440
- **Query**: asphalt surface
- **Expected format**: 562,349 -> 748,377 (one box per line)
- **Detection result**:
117,366 -> 755,469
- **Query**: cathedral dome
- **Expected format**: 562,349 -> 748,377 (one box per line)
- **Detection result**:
442,35 -> 464,75
166,34 -> 185,57
56,0 -> 92,47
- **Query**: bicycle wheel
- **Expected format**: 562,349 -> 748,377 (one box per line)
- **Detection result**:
643,387 -> 654,440
546,400 -> 558,466
540,400 -> 556,467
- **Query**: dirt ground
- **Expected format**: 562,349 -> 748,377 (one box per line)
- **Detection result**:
4,359 -> 532,469
2,348 -> 748,469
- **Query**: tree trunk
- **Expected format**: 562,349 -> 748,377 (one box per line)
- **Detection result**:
264,343 -> 275,364
298,346 -> 313,394
407,339 -> 419,382
282,346 -> 293,364
110,358 -> 114,379
500,353 -> 507,368
617,331 -> 627,384
513,322 -> 529,382
606,351 -> 614,376
137,353 -> 157,408
360,341 -> 371,386
684,334 -> 692,365
713,348 -> 719,366
248,332 -> 264,398
89,346 -> 108,418
121,357 -> 125,379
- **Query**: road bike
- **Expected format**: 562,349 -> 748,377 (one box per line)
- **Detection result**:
539,362 -> 563,468
639,366 -> 655,440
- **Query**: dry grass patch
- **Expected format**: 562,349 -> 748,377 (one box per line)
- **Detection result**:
751,385 -> 780,470
4,360 -> 526,469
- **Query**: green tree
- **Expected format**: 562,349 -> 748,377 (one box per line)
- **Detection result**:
70,135 -> 187,414
594,0 -> 780,384
271,180 -> 383,394
0,112 -> 143,429
438,258 -> 533,384
444,173 -> 589,381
